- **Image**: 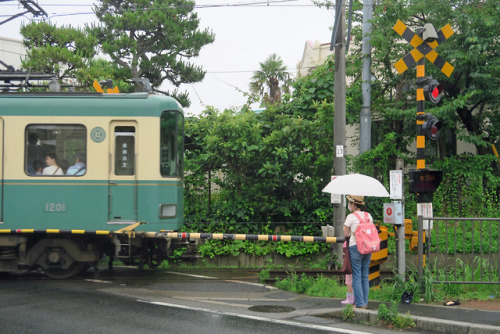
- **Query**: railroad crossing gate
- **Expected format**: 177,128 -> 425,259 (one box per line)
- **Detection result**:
392,20 -> 455,77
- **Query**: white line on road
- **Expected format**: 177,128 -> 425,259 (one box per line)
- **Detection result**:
137,299 -> 372,334
164,270 -> 277,289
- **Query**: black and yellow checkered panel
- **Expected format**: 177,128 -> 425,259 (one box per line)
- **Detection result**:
393,20 -> 455,77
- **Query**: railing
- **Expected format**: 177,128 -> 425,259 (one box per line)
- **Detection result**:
417,216 -> 500,284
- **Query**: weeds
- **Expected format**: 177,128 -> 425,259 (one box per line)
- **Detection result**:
377,302 -> 415,329
274,264 -> 499,305
274,272 -> 345,298
342,304 -> 354,321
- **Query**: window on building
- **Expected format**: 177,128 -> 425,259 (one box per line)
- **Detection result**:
25,124 -> 87,176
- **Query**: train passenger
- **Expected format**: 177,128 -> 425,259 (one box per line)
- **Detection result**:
66,153 -> 86,176
32,160 -> 44,175
26,133 -> 46,174
42,153 -> 64,176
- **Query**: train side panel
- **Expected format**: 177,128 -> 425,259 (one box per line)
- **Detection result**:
0,94 -> 184,278
1,114 -> 182,231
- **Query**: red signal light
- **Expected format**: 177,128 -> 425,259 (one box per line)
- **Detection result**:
423,115 -> 442,141
425,78 -> 443,104
431,86 -> 440,99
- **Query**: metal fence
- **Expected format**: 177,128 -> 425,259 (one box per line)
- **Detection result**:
417,216 -> 500,284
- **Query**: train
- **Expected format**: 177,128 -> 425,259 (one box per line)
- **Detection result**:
0,90 -> 185,278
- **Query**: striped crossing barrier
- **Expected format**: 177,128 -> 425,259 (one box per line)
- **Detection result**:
163,232 -> 344,244
0,229 -> 112,235
0,229 -> 345,244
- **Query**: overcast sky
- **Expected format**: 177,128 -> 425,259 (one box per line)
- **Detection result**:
0,0 -> 334,116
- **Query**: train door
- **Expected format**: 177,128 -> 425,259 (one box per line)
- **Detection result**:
108,121 -> 137,224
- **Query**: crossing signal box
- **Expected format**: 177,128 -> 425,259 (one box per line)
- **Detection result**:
409,170 -> 443,193
423,115 -> 442,141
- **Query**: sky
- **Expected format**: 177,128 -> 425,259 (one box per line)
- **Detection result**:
0,0 -> 335,116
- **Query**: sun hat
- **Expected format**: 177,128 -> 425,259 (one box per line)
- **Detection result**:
346,195 -> 365,205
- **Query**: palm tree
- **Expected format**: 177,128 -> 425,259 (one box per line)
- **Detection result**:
249,54 -> 292,107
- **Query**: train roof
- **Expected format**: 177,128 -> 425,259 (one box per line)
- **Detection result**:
0,92 -> 183,117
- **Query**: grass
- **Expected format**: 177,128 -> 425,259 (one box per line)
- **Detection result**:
272,268 -> 500,305
108,253 -> 499,304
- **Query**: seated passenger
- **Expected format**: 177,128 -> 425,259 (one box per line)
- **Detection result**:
32,160 -> 44,175
42,153 -> 64,176
66,154 -> 86,176
59,158 -> 70,174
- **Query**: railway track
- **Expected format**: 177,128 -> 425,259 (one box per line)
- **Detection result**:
246,269 -> 394,284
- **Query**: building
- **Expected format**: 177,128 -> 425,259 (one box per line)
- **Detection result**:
0,36 -> 25,71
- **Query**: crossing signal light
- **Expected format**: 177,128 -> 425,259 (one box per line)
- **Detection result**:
409,170 -> 443,194
423,115 -> 442,141
425,79 -> 443,103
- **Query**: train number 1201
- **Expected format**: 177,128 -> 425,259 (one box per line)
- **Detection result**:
45,203 -> 66,213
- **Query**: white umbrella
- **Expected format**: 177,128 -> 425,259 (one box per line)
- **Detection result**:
322,173 -> 390,197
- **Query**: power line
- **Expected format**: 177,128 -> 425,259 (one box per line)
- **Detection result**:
2,0 -> 494,21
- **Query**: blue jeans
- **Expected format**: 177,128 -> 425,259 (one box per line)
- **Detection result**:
349,245 -> 371,307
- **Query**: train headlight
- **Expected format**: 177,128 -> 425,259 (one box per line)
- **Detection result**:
159,204 -> 177,218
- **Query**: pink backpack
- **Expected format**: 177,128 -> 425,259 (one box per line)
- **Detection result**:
353,212 -> 381,254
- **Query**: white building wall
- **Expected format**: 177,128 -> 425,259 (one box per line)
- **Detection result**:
296,40 -> 358,156
0,36 -> 25,70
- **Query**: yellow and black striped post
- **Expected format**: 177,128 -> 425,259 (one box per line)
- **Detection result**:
369,225 -> 388,287
416,57 -> 426,170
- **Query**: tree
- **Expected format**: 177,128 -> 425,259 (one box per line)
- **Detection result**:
90,0 -> 215,107
342,0 -> 499,157
249,53 -> 293,107
184,62 -> 336,224
21,22 -> 133,92
21,22 -> 97,80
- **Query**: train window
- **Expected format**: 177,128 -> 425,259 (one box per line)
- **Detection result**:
25,124 -> 87,176
160,111 -> 184,177
114,126 -> 135,175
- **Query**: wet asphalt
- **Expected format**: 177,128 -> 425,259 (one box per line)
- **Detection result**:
0,267 -> 498,334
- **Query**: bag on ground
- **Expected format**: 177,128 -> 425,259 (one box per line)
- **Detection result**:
353,211 -> 381,254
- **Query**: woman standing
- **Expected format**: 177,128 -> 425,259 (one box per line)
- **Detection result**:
343,195 -> 373,309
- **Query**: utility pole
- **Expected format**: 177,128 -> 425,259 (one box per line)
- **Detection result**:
359,0 -> 372,154
332,0 -> 346,265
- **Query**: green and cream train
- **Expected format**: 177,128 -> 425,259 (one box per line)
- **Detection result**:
0,92 -> 184,278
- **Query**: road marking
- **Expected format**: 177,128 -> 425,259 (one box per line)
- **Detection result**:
163,271 -> 217,279
138,300 -> 372,334
164,271 -> 277,289
84,279 -> 113,284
